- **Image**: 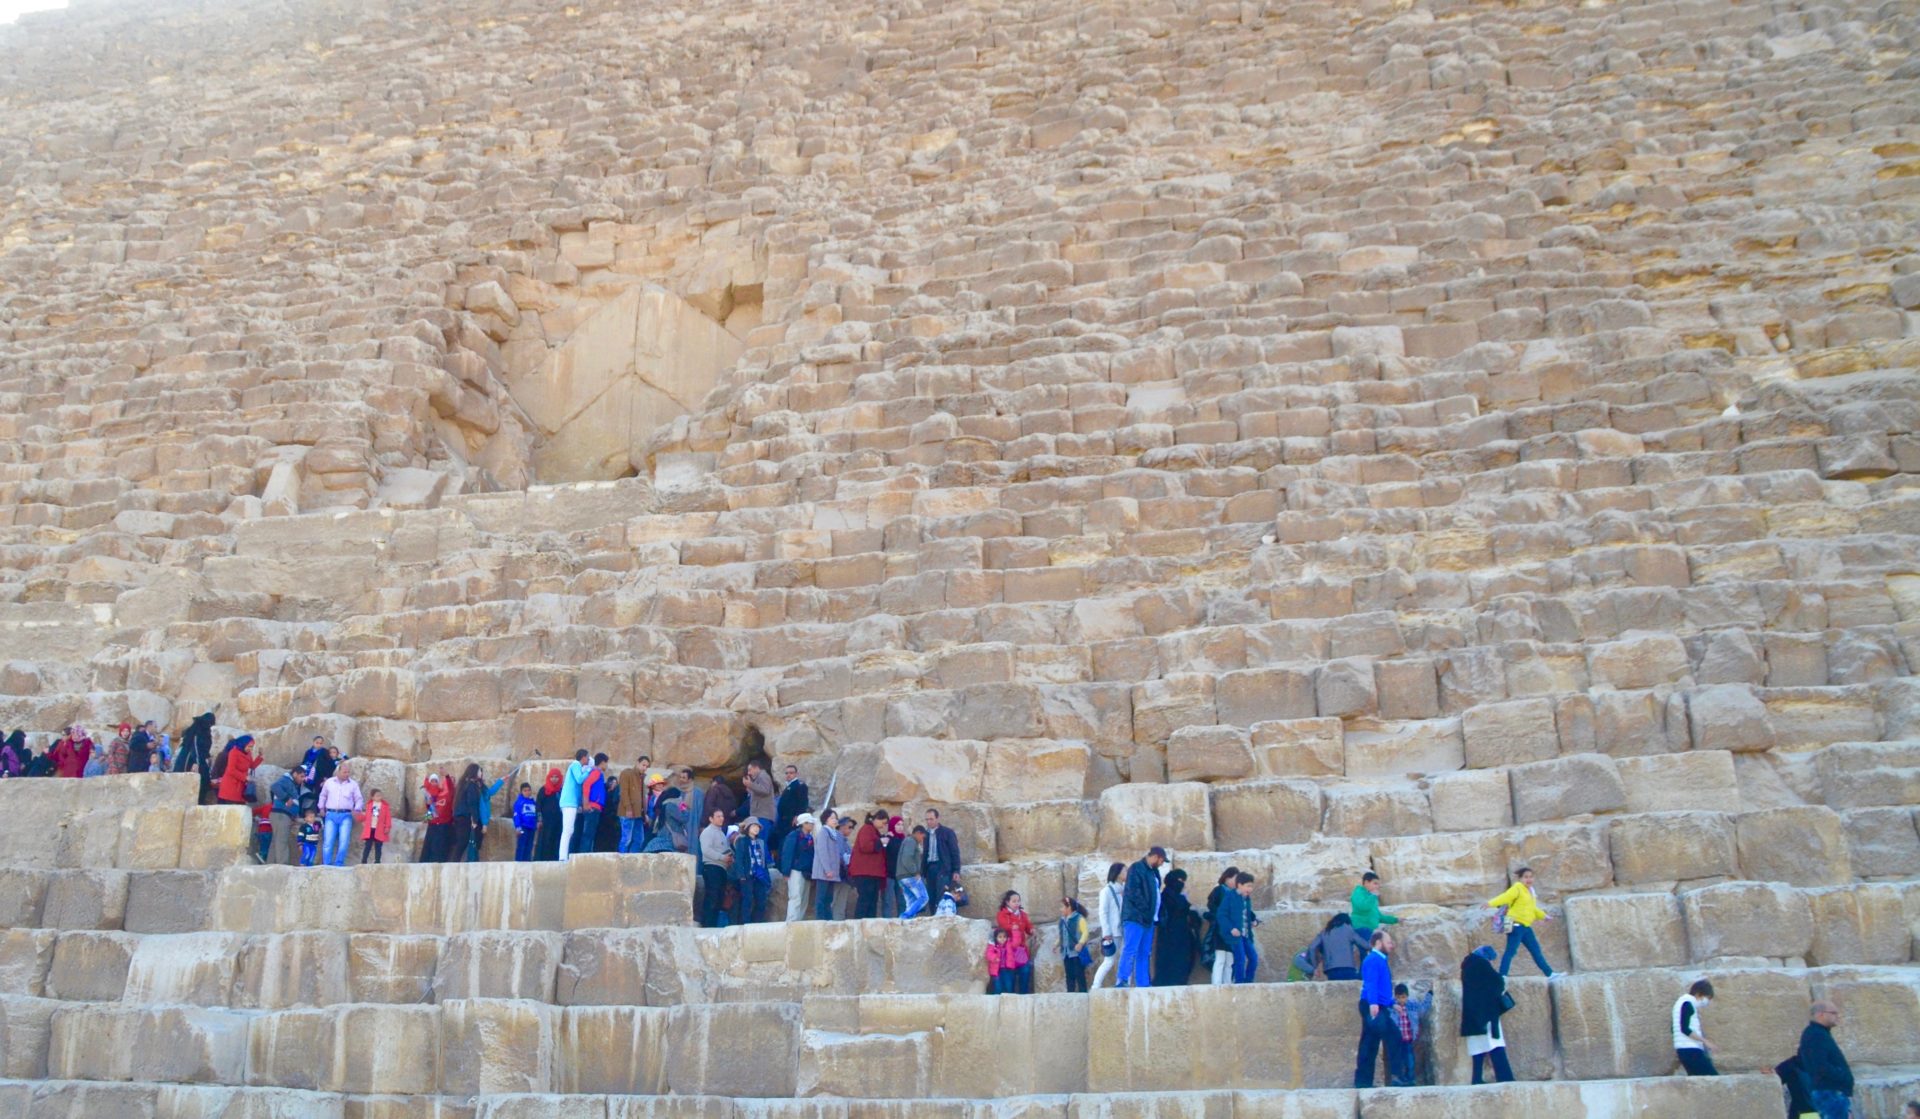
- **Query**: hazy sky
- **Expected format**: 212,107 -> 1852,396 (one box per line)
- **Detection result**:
0,0 -> 66,25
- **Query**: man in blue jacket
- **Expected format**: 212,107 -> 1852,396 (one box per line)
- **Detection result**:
1354,928 -> 1399,1088
1117,846 -> 1166,988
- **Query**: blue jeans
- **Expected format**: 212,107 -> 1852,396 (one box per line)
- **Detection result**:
515,829 -> 535,862
1119,921 -> 1154,987
322,811 -> 354,867
573,810 -> 601,853
618,818 -> 643,853
900,876 -> 928,918
1353,1003 -> 1399,1088
1231,936 -> 1258,983
1499,924 -> 1553,977
299,843 -> 317,867
1812,1090 -> 1852,1119
814,880 -> 837,920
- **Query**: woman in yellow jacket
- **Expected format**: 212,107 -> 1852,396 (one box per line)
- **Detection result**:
1487,867 -> 1554,978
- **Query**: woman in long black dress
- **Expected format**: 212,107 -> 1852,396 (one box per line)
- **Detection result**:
1152,868 -> 1200,986
534,768 -> 564,861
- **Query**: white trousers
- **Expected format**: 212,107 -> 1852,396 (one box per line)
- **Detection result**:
558,806 -> 578,861
786,870 -> 810,923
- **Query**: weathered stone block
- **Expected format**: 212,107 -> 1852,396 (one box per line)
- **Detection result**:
1210,780 -> 1323,850
1461,699 -> 1558,768
1508,753 -> 1626,824
1616,750 -> 1741,814
1735,806 -> 1853,886
1609,812 -> 1738,886
1427,769 -> 1512,833
1095,783 -> 1212,854
1563,893 -> 1688,971
1166,725 -> 1254,783
1681,882 -> 1813,961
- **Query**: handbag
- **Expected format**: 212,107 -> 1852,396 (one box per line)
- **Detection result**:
1101,937 -> 1116,958
1498,990 -> 1516,1015
1490,907 -> 1510,936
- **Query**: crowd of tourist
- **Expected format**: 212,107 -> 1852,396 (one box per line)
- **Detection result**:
0,723 -> 1888,1115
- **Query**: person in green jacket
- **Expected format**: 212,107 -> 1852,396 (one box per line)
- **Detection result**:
1351,871 -> 1400,940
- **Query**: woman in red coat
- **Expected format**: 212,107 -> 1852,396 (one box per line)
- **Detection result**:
51,727 -> 92,778
848,811 -> 889,919
215,737 -> 259,804
420,774 -> 455,863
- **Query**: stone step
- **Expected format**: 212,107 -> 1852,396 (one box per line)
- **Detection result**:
0,1073 -> 1801,1119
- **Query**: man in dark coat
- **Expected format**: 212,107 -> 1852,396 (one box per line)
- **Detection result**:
175,711 -> 217,803
772,764 -> 809,848
1117,846 -> 1166,988
1798,1000 -> 1854,1119
921,808 -> 963,912
125,722 -> 154,774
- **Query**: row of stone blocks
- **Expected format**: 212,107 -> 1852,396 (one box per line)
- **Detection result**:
0,1075 -> 1813,1119
6,877 -> 1917,1013
5,970 -> 1914,1097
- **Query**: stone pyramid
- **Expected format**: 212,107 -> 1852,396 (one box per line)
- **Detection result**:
0,0 -> 1917,1113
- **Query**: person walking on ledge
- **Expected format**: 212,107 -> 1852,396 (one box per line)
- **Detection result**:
1487,867 -> 1554,978
1673,979 -> 1718,1076
1117,846 -> 1166,988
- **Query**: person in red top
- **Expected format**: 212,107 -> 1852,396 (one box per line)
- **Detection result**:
420,774 -> 455,863
215,737 -> 260,805
996,890 -> 1036,994
848,811 -> 889,919
51,727 -> 92,778
358,788 -> 393,864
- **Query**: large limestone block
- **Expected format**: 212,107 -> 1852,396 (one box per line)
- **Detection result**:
1502,821 -> 1614,897
869,737 -> 986,804
1369,832 -> 1506,908
346,934 -> 442,1003
1167,725 -> 1254,783
0,868 -> 50,927
1507,753 -> 1626,825
0,929 -> 54,996
45,930 -> 135,1001
333,667 -> 417,720
1461,699 -> 1558,768
442,998 -> 554,1095
233,930 -> 352,1008
994,800 -> 1099,861
677,1002 -> 801,1095
1254,717 -> 1346,777
1735,806 -> 1852,886
932,991 -> 1089,1097
1096,783 -> 1212,855
125,869 -> 219,933
1815,742 -> 1920,809
1608,812 -> 1738,886
124,931 -> 246,1006
1356,1077 -> 1781,1119
982,739 -> 1090,804
1563,893 -> 1688,971
1217,667 -> 1318,727
1131,675 -> 1217,751
114,806 -> 186,870
246,1007 -> 337,1091
332,1005 -> 442,1093
555,929 -> 654,1007
798,1028 -> 934,1099
1807,886 -> 1915,966
1424,976 -> 1554,1084
1210,780 -> 1323,849
178,806 -> 255,870
1806,966 -> 1920,1066
561,854 -> 695,930
552,1005 -> 671,1093
1685,685 -> 1775,752
0,994 -> 57,1078
436,931 -> 563,1001
1427,769 -> 1511,833
41,869 -> 128,929
1616,750 -> 1742,814
50,1004 -> 251,1084
1682,882 -> 1814,962
1322,785 -> 1432,838
1554,968 -> 1809,1077
1089,984 -> 1356,1091
1844,807 -> 1920,878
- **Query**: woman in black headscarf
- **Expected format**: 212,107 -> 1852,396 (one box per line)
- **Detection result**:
176,711 -> 218,803
1460,945 -> 1514,1084
1151,868 -> 1200,986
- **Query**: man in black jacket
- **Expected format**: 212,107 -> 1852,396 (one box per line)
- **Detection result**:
773,765 -> 809,848
921,808 -> 963,911
1117,847 -> 1167,988
1798,1000 -> 1854,1119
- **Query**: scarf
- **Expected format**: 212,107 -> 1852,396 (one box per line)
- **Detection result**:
542,769 -> 563,796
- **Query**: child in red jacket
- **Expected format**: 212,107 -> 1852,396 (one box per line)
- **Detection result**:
358,789 -> 393,864
995,891 -> 1035,994
986,927 -> 1019,995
